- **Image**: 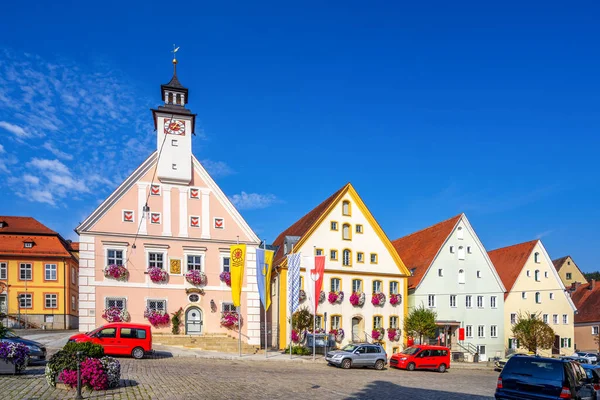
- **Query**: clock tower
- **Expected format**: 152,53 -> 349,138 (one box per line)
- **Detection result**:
151,55 -> 196,185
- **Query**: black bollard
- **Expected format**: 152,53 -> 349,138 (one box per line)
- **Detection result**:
75,351 -> 83,400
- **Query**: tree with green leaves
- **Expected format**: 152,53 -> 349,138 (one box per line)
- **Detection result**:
583,271 -> 600,282
511,312 -> 555,354
403,305 -> 437,344
292,307 -> 314,332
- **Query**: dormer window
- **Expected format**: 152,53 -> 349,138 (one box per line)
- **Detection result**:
0,221 -> 6,228
24,241 -> 34,248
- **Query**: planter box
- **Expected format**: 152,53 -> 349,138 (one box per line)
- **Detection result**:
0,359 -> 17,375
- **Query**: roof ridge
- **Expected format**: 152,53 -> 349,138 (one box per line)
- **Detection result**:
391,213 -> 463,244
488,239 -> 539,253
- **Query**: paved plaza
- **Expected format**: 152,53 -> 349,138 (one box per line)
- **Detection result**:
0,355 -> 497,400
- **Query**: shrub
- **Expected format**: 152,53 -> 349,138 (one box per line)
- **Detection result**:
284,345 -> 312,355
46,342 -> 105,387
63,342 -> 105,359
100,356 -> 120,388
171,308 -> 184,335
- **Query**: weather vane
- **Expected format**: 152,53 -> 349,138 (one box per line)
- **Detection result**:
172,44 -> 180,63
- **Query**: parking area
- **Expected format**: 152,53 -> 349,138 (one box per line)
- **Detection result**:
0,355 -> 497,400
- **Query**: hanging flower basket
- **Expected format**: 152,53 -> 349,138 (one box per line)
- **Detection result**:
390,293 -> 402,306
387,328 -> 401,342
291,329 -> 306,343
312,328 -> 325,334
143,308 -> 170,327
0,342 -> 29,374
349,292 -> 365,307
220,271 -> 231,286
319,291 -> 326,303
328,291 -> 344,304
299,290 -> 307,302
103,265 -> 128,281
371,292 -> 386,306
220,311 -> 239,328
148,267 -> 168,283
101,307 -> 130,323
329,328 -> 345,343
185,270 -> 207,286
371,327 -> 385,341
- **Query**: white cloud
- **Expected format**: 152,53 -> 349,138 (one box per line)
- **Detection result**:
229,191 -> 280,210
43,142 -> 73,160
23,174 -> 40,185
0,121 -> 30,138
535,230 -> 554,239
0,144 -> 4,153
201,159 -> 235,178
27,158 -> 70,175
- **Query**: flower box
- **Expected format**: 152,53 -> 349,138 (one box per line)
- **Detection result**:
148,267 -> 168,283
220,311 -> 239,328
371,292 -> 386,306
328,291 -> 344,304
349,292 -> 365,307
185,270 -> 207,286
103,265 -> 128,281
0,359 -> 17,375
144,308 -> 170,328
390,294 -> 402,306
0,342 -> 29,374
102,307 -> 130,323
220,271 -> 231,286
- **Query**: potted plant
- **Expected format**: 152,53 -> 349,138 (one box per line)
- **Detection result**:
185,270 -> 207,286
329,328 -> 345,343
0,342 -> 29,374
143,308 -> 170,327
220,271 -> 231,286
371,292 -> 386,306
371,327 -> 385,341
148,267 -> 168,283
220,311 -> 239,328
349,292 -> 365,307
101,306 -> 130,323
390,293 -> 402,306
387,328 -> 401,342
103,264 -> 128,281
328,291 -> 344,304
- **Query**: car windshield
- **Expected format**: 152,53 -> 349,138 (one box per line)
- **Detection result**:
341,345 -> 358,352
504,358 -> 564,381
87,326 -> 104,336
0,331 -> 19,339
400,346 -> 420,355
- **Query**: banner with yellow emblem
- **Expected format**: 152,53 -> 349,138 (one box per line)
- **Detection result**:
230,244 -> 246,307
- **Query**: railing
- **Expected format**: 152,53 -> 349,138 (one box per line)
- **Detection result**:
364,332 -> 373,344
457,341 -> 478,355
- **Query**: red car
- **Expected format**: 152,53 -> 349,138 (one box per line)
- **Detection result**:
68,323 -> 152,359
390,345 -> 450,372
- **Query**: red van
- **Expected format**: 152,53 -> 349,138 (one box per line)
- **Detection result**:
68,323 -> 152,359
390,345 -> 450,372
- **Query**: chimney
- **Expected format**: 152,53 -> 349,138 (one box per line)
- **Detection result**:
571,282 -> 582,292
589,279 -> 596,290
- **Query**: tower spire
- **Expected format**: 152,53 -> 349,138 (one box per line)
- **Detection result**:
171,44 -> 180,76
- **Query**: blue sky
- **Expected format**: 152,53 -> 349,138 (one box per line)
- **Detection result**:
0,1 -> 598,271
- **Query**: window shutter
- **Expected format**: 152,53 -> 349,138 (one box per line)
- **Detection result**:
508,338 -> 513,348
568,338 -> 572,348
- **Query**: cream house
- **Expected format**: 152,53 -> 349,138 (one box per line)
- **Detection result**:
270,183 -> 410,354
553,256 -> 587,288
489,240 -> 576,357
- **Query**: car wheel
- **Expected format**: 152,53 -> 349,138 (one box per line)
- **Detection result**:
438,364 -> 447,373
342,359 -> 352,369
132,347 -> 145,359
407,362 -> 416,371
374,360 -> 385,370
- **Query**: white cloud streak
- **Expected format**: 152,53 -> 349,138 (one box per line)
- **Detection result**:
201,159 -> 235,178
0,121 -> 30,138
229,191 -> 281,210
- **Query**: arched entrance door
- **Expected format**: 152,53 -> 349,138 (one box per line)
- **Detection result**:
186,307 -> 203,335
351,316 -> 364,342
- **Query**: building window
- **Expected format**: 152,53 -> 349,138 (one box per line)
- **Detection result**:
562,314 -> 568,325
592,326 -> 599,335
389,281 -> 399,295
438,269 -> 443,277
187,255 -> 203,272
71,295 -> 77,311
449,246 -> 455,253
566,272 -> 572,280
147,299 -> 167,312
534,270 -> 540,282
477,296 -> 484,308
352,279 -> 362,293
534,252 -> 540,263
543,314 -> 549,324
148,252 -> 164,269
526,270 -> 531,277
331,315 -> 341,330
553,314 -> 558,324
370,254 -> 378,264
45,294 -> 58,309
107,249 -> 124,266
535,292 -> 541,304
188,293 -> 199,302
357,252 -> 364,263
71,267 -> 76,285
477,270 -> 481,278
521,292 -> 527,299
510,313 -> 517,324
478,325 -> 485,338
315,249 -> 324,256
342,200 -> 351,216
458,246 -> 465,260
466,325 -> 473,338
342,249 -> 352,266
330,250 -> 338,261
106,297 -> 126,310
544,271 -> 548,278
467,246 -> 472,254
19,263 -> 32,280
24,241 -> 34,248
490,296 -> 497,308
355,224 -> 363,234
315,315 -> 323,329
389,316 -> 399,329
372,280 -> 382,293
330,278 -> 341,292
222,302 -> 236,313
0,262 -> 6,280
450,295 -> 456,308
373,315 -> 383,330
428,295 -> 436,308
19,294 -> 32,309
342,224 -> 351,240
465,295 -> 472,308
490,325 -> 497,338
330,221 -> 338,231
457,226 -> 464,240
45,264 -> 57,280
222,256 -> 230,273
458,269 -> 465,284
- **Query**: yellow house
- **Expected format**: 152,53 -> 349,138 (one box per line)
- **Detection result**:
553,256 -> 587,288
269,183 -> 410,353
0,216 -> 79,329
489,240 -> 576,357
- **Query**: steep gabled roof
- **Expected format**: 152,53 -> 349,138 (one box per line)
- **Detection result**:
571,281 -> 600,323
552,255 -> 570,272
0,216 -> 57,235
488,240 -> 538,293
391,214 -> 461,289
272,185 -> 347,265
0,235 -> 73,258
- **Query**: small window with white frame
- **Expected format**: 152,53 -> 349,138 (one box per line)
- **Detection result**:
370,253 -> 378,264
544,271 -> 548,278
106,297 -> 126,310
490,325 -> 497,338
458,246 -> 465,260
438,269 -> 443,277
389,315 -> 399,329
450,295 -> 456,308
592,326 -> 599,335
428,294 -> 436,308
331,315 -> 341,330
187,255 -> 203,272
457,226 -> 464,240
45,264 -> 57,280
0,262 -> 7,280
477,270 -> 481,278
147,299 -> 166,312
357,252 -> 364,263
71,295 -> 76,311
222,302 -> 236,313
71,267 -> 76,285
562,314 -> 568,325
355,224 -> 363,234
19,263 -> 32,280
107,249 -> 124,266
490,296 -> 497,308
466,295 -> 472,308
478,325 -> 485,338
148,252 -> 165,269
389,281 -> 399,295
543,314 -> 549,324
553,314 -> 558,324
330,278 -> 341,292
449,246 -> 455,253
222,256 -> 230,273
521,292 -> 527,299
467,246 -> 472,254
466,325 -> 473,338
19,293 -> 32,308
477,296 -> 484,308
510,313 -> 517,324
45,294 -> 58,309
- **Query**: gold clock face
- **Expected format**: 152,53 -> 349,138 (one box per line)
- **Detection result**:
164,119 -> 185,135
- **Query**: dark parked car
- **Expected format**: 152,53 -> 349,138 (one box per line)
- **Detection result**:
0,330 -> 47,363
325,343 -> 387,370
495,354 -> 596,400
580,365 -> 600,399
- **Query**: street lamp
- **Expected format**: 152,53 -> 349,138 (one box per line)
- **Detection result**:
75,351 -> 83,399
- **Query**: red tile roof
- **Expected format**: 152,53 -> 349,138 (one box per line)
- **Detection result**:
552,255 -> 569,272
272,184 -> 348,265
69,242 -> 80,252
0,235 -> 73,258
0,216 -> 57,235
488,240 -> 538,294
391,214 -> 462,289
571,281 -> 600,323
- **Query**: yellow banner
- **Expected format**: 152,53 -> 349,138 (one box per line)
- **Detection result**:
264,249 -> 274,311
230,244 -> 246,307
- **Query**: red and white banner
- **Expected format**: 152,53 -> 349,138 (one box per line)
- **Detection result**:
302,255 -> 326,314
313,255 -> 326,314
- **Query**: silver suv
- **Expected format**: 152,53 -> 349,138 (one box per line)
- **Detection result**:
325,343 -> 387,370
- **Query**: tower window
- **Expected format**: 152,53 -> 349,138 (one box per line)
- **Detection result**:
172,164 -> 177,170
176,93 -> 181,105
172,139 -> 178,146
168,92 -> 173,104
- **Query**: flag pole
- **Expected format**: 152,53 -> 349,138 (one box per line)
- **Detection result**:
237,235 -> 241,358
311,247 -> 317,362
289,243 -> 294,359
263,240 -> 268,359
